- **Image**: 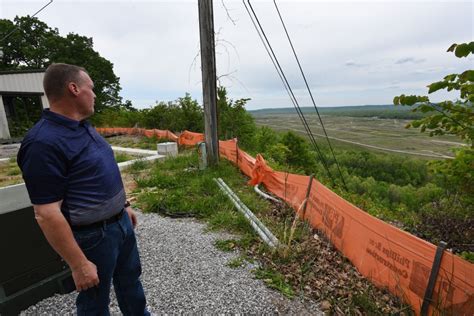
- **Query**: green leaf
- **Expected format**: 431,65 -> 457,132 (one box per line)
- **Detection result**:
443,74 -> 457,81
459,70 -> 474,82
400,95 -> 419,106
418,104 -> 434,113
447,43 -> 457,52
393,96 -> 400,105
454,43 -> 472,58
428,81 -> 448,94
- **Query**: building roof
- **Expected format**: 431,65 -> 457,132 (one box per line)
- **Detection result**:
0,69 -> 45,76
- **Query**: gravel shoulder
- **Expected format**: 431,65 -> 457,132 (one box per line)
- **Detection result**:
21,211 -> 322,315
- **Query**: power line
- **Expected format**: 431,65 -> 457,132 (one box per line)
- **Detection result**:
244,0 -> 335,185
0,0 -> 54,44
241,0 -> 311,155
272,0 -> 348,190
243,0 -> 337,186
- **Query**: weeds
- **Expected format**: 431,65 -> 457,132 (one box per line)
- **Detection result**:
114,152 -> 134,163
227,256 -> 245,269
254,267 -> 294,298
0,160 -> 23,186
128,159 -> 149,174
132,151 -> 412,314
214,239 -> 238,252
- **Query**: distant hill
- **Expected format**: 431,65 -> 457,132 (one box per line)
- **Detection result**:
250,104 -> 425,119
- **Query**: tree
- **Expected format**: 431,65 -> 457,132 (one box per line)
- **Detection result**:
281,131 -> 315,173
0,16 -> 122,112
393,42 -> 474,145
216,86 -> 256,147
394,42 -> 473,213
176,93 -> 204,132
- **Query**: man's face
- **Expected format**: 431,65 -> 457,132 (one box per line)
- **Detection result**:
76,71 -> 96,118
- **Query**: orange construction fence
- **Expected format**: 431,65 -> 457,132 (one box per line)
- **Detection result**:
97,128 -> 473,315
206,136 -> 473,315
95,127 -> 178,142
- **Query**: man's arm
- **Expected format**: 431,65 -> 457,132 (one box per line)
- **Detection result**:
34,201 -> 99,291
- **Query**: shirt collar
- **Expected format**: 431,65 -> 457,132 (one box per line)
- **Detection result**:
42,109 -> 89,130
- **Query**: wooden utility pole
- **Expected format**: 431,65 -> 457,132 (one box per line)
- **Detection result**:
198,0 -> 219,166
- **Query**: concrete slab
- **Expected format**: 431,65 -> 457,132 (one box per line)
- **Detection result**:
111,146 -> 157,155
157,142 -> 178,157
117,154 -> 165,170
0,183 -> 30,215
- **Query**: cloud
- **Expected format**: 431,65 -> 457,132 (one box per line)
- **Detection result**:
1,0 -> 472,109
395,57 -> 426,64
344,60 -> 368,67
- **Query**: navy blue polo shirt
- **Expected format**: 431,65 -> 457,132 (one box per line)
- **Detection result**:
18,109 -> 126,226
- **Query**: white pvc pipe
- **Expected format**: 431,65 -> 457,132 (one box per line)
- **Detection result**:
254,184 -> 280,203
215,179 -> 276,249
215,178 -> 279,249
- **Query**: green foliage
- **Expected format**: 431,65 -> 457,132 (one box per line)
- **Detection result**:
447,42 -> 474,58
0,160 -> 23,186
239,123 -> 472,254
114,152 -> 134,163
266,143 -> 290,165
281,131 -> 315,173
4,95 -> 43,137
135,153 -> 270,236
352,293 -> 380,314
254,126 -> 279,153
460,251 -> 474,263
214,239 -> 238,252
226,256 -> 245,268
0,16 -> 122,112
393,42 -> 474,144
92,93 -> 205,133
127,159 -> 149,174
336,151 -> 428,186
217,86 -> 256,148
251,105 -> 426,120
393,42 -> 474,242
254,267 -> 294,298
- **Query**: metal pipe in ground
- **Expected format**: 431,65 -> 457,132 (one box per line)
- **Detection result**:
214,179 -> 277,249
217,178 -> 280,247
217,178 -> 280,246
214,178 -> 279,249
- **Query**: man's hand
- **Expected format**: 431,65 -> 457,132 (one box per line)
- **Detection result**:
71,260 -> 99,291
34,201 -> 100,292
125,206 -> 137,229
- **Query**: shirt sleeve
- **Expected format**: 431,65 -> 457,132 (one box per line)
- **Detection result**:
18,141 -> 68,205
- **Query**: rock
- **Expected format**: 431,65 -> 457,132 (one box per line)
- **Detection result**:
320,300 -> 331,311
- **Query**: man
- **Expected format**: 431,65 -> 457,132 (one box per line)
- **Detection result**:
17,63 -> 149,315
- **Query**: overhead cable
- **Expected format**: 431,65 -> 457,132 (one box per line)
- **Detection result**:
272,0 -> 348,190
243,0 -> 337,186
0,0 -> 54,43
241,0 -> 315,162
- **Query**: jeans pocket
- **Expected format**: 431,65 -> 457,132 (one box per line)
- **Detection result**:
73,229 -> 105,251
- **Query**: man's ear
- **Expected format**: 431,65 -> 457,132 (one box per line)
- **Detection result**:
67,82 -> 80,96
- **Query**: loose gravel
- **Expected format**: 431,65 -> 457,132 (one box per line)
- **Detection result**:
21,211 -> 322,315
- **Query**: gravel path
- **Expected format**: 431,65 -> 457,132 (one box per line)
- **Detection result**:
21,211 -> 322,315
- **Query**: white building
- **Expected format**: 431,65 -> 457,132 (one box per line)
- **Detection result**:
0,69 -> 49,140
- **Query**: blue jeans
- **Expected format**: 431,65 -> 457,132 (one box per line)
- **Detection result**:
72,211 -> 149,316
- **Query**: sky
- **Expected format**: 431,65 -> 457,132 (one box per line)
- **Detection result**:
1,0 -> 473,110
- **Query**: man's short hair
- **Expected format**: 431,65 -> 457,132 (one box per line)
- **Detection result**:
43,63 -> 87,101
